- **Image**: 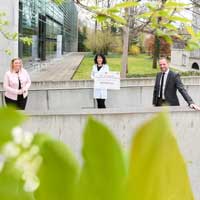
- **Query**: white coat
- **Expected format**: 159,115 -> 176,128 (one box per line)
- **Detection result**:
91,64 -> 109,99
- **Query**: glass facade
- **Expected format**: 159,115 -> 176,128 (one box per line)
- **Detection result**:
19,0 -> 78,61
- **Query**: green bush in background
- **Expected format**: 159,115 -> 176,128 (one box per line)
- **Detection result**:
0,107 -> 194,200
129,45 -> 140,56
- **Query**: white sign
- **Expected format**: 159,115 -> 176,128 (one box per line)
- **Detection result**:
56,35 -> 62,58
32,35 -> 38,59
94,71 -> 120,90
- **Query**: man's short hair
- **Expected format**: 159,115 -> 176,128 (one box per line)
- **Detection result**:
159,57 -> 169,63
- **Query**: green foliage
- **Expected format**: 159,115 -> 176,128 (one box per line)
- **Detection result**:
87,0 -> 200,52
34,135 -> 80,200
0,161 -> 34,200
0,107 -> 25,149
20,37 -> 32,46
90,1 -> 139,25
126,112 -> 193,200
52,0 -> 64,4
78,118 -> 126,200
129,45 -> 140,56
0,107 -> 194,200
78,27 -> 88,52
85,30 -> 118,55
0,11 -> 32,55
73,54 -> 158,80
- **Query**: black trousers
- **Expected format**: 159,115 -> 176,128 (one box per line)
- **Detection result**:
96,99 -> 106,108
5,95 -> 27,110
156,98 -> 168,106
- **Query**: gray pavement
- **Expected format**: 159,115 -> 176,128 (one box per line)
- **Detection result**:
30,52 -> 85,82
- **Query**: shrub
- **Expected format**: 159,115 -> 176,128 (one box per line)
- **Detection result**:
129,45 -> 140,55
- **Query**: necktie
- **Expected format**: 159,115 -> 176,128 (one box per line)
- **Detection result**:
160,72 -> 165,99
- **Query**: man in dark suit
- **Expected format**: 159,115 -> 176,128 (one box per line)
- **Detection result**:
153,57 -> 200,110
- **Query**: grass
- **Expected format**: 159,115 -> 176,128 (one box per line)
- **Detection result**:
72,53 -> 200,80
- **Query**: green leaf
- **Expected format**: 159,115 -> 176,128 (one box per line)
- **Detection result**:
52,0 -> 63,4
0,160 -> 34,200
145,2 -> 157,11
162,35 -> 173,44
168,16 -> 191,23
185,26 -> 195,37
162,23 -> 177,31
5,49 -> 11,55
0,107 -> 25,148
78,117 -> 127,200
137,12 -> 152,19
96,15 -> 107,23
157,10 -> 169,17
126,112 -> 194,200
20,37 -> 32,45
109,14 -> 126,25
185,40 -> 200,51
33,134 -> 80,200
156,29 -> 166,36
113,1 -> 139,9
107,8 -> 120,13
165,1 -> 189,8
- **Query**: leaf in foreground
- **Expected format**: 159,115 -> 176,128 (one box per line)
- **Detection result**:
126,112 -> 194,200
78,117 -> 126,200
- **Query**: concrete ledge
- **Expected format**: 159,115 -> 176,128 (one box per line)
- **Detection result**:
1,76 -> 200,90
22,106 -> 200,199
1,83 -> 200,110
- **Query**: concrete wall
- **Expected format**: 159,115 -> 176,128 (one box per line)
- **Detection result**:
171,48 -> 200,70
0,0 -> 19,80
1,77 -> 200,110
23,107 -> 200,199
171,48 -> 190,68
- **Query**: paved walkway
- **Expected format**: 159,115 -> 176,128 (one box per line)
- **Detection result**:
30,52 -> 85,82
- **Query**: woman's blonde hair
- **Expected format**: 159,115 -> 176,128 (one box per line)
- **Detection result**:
10,58 -> 23,71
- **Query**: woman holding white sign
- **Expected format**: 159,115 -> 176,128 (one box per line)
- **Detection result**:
91,54 -> 109,108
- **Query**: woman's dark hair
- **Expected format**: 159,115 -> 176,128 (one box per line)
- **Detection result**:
94,54 -> 107,64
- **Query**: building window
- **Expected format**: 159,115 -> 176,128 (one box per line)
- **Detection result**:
18,0 -> 78,63
182,54 -> 186,66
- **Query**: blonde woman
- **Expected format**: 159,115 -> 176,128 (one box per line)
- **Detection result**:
3,58 -> 31,110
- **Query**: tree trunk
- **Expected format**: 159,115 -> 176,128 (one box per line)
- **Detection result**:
121,25 -> 129,78
152,35 -> 160,69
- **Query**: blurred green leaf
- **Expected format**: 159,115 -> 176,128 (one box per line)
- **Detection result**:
126,112 -> 194,200
162,23 -> 177,31
185,40 -> 200,51
78,117 -> 126,200
145,2 -> 157,11
162,35 -> 173,44
33,134 -> 80,200
157,10 -> 169,17
20,37 -> 32,45
109,14 -> 126,25
185,26 -> 195,37
165,1 -> 189,8
0,107 -> 25,149
113,1 -> 139,9
168,16 -> 191,23
52,0 -> 63,4
96,15 -> 107,23
5,49 -> 11,55
0,160 -> 34,200
106,8 -> 120,13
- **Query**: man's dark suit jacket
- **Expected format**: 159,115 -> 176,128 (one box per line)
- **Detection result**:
153,70 -> 194,106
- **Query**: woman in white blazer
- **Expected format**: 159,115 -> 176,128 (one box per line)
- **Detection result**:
91,54 -> 109,108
